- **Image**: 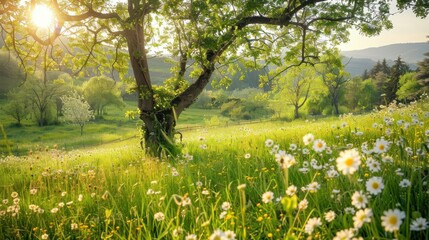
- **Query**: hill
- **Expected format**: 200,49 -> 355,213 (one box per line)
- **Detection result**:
341,42 -> 428,76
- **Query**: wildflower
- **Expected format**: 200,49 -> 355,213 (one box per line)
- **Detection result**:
333,228 -> 354,240
373,138 -> 389,154
78,194 -> 83,202
262,191 -> 274,203
303,133 -> 315,145
381,209 -> 406,232
302,148 -> 310,154
30,188 -> 38,195
298,199 -> 308,210
286,185 -> 297,196
202,189 -> 210,195
244,153 -> 251,159
154,212 -> 165,221
366,177 -> 384,195
344,207 -> 355,215
366,158 -> 381,173
61,192 -> 67,197
351,191 -> 368,209
2,199 -> 8,204
237,184 -> 246,190
221,202 -> 231,211
353,208 -> 373,229
41,233 -> 49,239
399,179 -> 411,188
327,169 -> 339,178
410,217 -> 428,231
304,217 -> 321,234
324,210 -> 336,222
336,149 -> 361,175
11,192 -> 18,198
50,208 -> 59,214
185,234 -> 197,240
173,227 -> 183,237
306,182 -> 320,193
71,223 -> 78,230
289,143 -> 297,151
275,151 -> 296,169
220,211 -> 227,219
313,139 -> 327,152
265,139 -> 274,148
209,229 -> 225,240
224,230 -> 236,239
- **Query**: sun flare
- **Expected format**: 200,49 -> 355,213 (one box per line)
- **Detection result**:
31,4 -> 54,28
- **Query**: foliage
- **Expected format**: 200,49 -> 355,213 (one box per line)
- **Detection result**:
397,72 -> 420,101
1,89 -> 30,126
317,51 -> 350,115
0,51 -> 25,98
61,93 -> 94,136
415,47 -> 429,94
220,98 -> 274,120
82,76 -> 125,118
273,65 -> 317,119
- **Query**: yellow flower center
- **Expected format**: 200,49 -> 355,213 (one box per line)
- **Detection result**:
345,158 -> 354,167
379,144 -> 385,150
389,216 -> 398,225
372,182 -> 379,189
317,143 -> 323,148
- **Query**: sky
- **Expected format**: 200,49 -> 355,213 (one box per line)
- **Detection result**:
339,5 -> 429,51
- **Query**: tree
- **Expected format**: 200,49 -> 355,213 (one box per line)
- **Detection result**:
317,51 -> 350,115
82,76 -> 124,118
22,78 -> 68,126
274,66 -> 315,119
2,89 -> 30,126
415,39 -> 429,94
1,0 -> 424,156
397,72 -> 420,101
385,57 -> 409,103
61,93 -> 93,136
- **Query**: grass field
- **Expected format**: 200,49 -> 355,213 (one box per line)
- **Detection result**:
0,100 -> 223,155
0,98 -> 428,239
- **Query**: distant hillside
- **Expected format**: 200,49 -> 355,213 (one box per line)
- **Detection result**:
341,42 -> 428,76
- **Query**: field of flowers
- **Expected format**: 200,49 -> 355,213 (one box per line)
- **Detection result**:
0,98 -> 428,239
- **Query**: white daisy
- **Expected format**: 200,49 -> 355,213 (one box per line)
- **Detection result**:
351,191 -> 368,209
366,176 -> 384,195
313,139 -> 327,152
336,149 -> 361,175
353,208 -> 373,229
381,209 -> 405,232
262,191 -> 274,204
303,133 -> 315,145
410,217 -> 428,231
304,217 -> 322,234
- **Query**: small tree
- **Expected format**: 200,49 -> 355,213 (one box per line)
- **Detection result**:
82,76 -> 124,118
2,89 -> 30,126
61,94 -> 93,136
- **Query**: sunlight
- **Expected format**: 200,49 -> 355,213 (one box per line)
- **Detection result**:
31,4 -> 54,28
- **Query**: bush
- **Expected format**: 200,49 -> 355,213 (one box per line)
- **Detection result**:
220,99 -> 274,120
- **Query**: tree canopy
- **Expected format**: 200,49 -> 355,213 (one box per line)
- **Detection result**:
1,0 -> 426,155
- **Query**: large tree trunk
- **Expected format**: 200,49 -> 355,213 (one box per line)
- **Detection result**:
294,105 -> 299,119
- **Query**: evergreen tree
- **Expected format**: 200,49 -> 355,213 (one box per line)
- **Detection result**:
385,57 -> 410,102
416,51 -> 429,95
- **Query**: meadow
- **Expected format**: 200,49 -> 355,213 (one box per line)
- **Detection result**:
0,98 -> 428,239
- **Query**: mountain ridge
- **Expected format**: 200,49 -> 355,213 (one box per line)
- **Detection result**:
341,42 -> 428,76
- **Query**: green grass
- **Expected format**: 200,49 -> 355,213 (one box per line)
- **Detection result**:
0,99 -> 225,155
0,99 -> 428,239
